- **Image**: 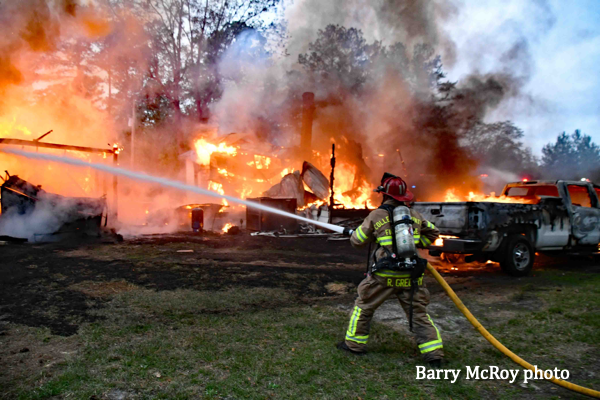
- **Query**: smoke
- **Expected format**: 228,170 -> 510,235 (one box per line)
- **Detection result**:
284,0 -> 457,64
207,0 -> 548,201
0,0 -> 159,234
0,190 -> 104,241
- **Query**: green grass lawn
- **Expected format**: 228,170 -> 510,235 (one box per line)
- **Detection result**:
6,270 -> 600,399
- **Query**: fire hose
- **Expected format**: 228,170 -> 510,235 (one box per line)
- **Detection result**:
426,262 -> 600,398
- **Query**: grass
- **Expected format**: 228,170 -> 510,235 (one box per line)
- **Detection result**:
6,271 -> 600,399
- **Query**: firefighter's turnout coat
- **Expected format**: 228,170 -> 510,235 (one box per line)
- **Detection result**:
346,198 -> 443,361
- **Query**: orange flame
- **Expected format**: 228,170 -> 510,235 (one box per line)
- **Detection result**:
443,189 -> 536,204
222,222 -> 233,233
208,181 -> 228,206
433,235 -> 459,246
253,155 -> 271,170
297,199 -> 326,211
194,137 -> 237,165
332,163 -> 374,209
280,167 -> 293,177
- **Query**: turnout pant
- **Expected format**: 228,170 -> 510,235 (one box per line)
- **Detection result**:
344,273 -> 443,362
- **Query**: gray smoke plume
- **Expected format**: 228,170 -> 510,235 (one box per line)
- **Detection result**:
210,0 -> 550,200
0,192 -> 104,242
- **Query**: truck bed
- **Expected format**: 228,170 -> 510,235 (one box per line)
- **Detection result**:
413,199 -> 567,240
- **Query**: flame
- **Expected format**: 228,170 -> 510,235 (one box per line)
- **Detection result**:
0,116 -> 32,138
240,188 -> 253,199
208,181 -> 228,206
222,222 -> 233,233
443,189 -> 536,204
434,235 -> 459,246
280,168 -> 292,177
444,188 -> 462,202
254,155 -> 271,170
189,136 -> 378,212
332,163 -> 374,209
298,199 -> 326,211
194,137 -> 237,165
218,168 -> 234,177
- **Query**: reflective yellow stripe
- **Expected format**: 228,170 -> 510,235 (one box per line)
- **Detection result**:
356,226 -> 367,242
426,221 -> 436,229
419,342 -> 443,353
419,339 -> 443,349
429,314 -> 442,341
421,236 -> 431,246
377,235 -> 393,246
345,307 -> 368,344
413,234 -> 421,244
411,217 -> 421,225
374,270 -> 411,278
418,314 -> 443,353
346,334 -> 368,343
346,306 -> 362,337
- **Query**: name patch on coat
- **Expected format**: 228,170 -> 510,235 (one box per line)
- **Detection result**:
386,277 -> 423,287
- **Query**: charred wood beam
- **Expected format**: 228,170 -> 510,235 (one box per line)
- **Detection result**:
35,130 -> 53,142
0,138 -> 116,154
329,143 -> 335,223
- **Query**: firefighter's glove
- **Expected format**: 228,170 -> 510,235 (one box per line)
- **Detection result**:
342,227 -> 354,237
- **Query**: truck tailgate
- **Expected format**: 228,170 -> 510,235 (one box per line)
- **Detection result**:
413,202 -> 470,235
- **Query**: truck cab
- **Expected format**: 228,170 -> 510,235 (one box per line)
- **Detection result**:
503,180 -> 600,248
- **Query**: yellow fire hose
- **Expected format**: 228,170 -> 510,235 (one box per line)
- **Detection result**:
426,263 -> 600,398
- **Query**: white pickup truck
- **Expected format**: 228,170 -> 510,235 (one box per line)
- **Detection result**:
413,180 -> 600,276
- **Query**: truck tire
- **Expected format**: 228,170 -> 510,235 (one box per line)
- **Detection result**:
500,235 -> 535,277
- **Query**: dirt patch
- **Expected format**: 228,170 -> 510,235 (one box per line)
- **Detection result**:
325,282 -> 355,295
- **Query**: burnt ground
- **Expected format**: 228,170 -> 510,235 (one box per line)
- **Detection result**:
2,232 -> 598,338
0,234 -> 368,337
1,232 -> 599,399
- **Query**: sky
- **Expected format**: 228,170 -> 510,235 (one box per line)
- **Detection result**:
442,0 -> 600,155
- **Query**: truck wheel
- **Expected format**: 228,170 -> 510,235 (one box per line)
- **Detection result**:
500,235 -> 535,277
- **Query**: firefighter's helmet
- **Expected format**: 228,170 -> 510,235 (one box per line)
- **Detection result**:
373,172 -> 414,202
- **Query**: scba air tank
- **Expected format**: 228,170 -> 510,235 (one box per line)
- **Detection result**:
392,206 -> 417,260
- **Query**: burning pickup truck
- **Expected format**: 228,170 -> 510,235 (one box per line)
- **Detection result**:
414,180 -> 600,276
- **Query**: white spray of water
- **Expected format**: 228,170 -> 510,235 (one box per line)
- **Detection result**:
0,148 -> 345,234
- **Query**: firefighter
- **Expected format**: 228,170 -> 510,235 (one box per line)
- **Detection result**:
338,173 -> 443,367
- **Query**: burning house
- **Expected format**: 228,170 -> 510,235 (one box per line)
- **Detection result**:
171,93 -> 378,234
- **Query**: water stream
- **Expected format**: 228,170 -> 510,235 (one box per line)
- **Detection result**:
0,147 -> 345,234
